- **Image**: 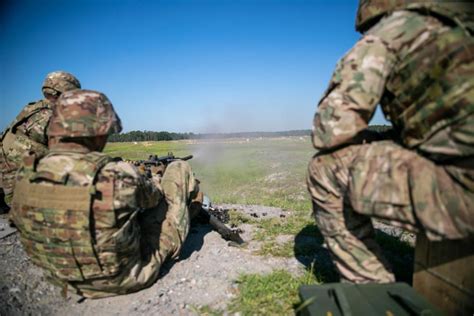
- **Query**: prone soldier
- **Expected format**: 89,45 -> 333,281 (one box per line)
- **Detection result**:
0,71 -> 81,212
307,1 -> 473,283
10,89 -> 200,298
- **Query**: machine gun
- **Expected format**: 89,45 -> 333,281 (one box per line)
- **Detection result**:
144,153 -> 193,166
196,195 -> 244,245
135,153 -> 245,245
134,153 -> 193,177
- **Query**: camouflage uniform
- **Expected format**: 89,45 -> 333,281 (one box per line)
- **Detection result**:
0,71 -> 81,205
307,1 -> 474,283
10,90 -> 199,298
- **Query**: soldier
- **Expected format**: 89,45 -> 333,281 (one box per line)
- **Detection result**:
0,71 -> 81,213
10,89 -> 200,298
307,1 -> 473,283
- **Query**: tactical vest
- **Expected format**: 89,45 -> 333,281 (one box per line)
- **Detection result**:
11,151 -> 140,283
356,1 -> 474,34
1,100 -> 51,168
380,15 -> 474,159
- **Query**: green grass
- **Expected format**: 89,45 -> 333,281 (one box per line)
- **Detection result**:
104,140 -> 190,160
190,305 -> 223,316
253,214 -> 313,241
227,210 -> 259,227
228,269 -> 320,315
105,137 -> 313,209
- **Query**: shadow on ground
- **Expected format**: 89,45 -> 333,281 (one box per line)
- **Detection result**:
294,223 -> 414,284
159,222 -> 212,278
294,224 -> 339,282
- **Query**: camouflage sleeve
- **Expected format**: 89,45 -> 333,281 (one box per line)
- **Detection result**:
23,108 -> 52,146
312,35 -> 396,150
100,161 -> 163,213
312,10 -> 430,150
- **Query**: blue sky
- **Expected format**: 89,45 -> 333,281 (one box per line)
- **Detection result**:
1,0 -> 388,133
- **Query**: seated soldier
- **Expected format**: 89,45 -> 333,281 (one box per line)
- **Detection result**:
307,1 -> 473,283
0,71 -> 81,212
10,89 -> 200,298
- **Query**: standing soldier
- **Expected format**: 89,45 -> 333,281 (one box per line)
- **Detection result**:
10,89 -> 200,298
0,71 -> 81,212
307,1 -> 473,283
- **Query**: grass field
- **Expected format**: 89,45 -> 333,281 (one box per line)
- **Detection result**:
104,137 -> 414,315
105,137 -> 313,209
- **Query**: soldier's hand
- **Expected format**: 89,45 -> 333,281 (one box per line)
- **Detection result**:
137,163 -> 147,175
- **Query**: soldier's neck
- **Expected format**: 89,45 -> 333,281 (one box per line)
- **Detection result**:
49,142 -> 94,154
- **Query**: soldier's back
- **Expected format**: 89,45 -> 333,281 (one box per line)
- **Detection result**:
11,150 -> 166,298
1,99 -> 52,200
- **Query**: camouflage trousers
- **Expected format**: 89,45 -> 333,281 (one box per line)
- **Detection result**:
307,141 -> 474,283
72,161 -> 199,298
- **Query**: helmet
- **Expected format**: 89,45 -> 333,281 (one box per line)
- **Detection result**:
356,0 -> 474,33
42,71 -> 81,97
47,89 -> 122,138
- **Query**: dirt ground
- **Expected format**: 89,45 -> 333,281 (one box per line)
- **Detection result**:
0,204 -> 414,316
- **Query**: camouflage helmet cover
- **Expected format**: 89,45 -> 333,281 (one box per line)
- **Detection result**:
356,0 -> 474,32
42,71 -> 81,96
47,89 -> 122,138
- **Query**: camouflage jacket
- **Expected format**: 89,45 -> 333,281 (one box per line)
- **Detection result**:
10,150 -> 165,298
1,99 -> 52,171
312,9 -> 474,162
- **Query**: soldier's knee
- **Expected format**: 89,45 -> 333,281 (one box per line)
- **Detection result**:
307,152 -> 343,203
162,160 -> 197,198
165,160 -> 192,177
307,153 -> 336,186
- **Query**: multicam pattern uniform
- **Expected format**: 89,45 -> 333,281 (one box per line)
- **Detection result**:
10,89 -> 199,298
0,100 -> 52,201
307,7 -> 474,282
11,151 -> 198,298
1,71 -> 81,203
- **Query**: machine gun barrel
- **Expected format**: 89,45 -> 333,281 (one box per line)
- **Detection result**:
143,154 -> 193,166
202,207 -> 244,245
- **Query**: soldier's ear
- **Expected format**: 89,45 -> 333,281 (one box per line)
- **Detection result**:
43,92 -> 60,102
95,135 -> 109,152
42,87 -> 60,101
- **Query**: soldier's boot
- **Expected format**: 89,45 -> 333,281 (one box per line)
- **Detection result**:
0,188 -> 10,214
189,190 -> 215,225
189,186 -> 204,220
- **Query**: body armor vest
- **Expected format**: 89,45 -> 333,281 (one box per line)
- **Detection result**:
11,151 -> 139,283
381,17 -> 474,160
356,1 -> 474,33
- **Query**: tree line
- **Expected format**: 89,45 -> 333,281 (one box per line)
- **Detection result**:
108,126 -> 391,142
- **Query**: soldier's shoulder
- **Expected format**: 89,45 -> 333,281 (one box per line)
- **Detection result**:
36,153 -> 78,175
16,99 -> 52,122
367,10 -> 444,44
101,160 -> 142,181
21,99 -> 51,113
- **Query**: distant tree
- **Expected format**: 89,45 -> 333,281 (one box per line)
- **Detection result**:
108,126 -> 391,142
